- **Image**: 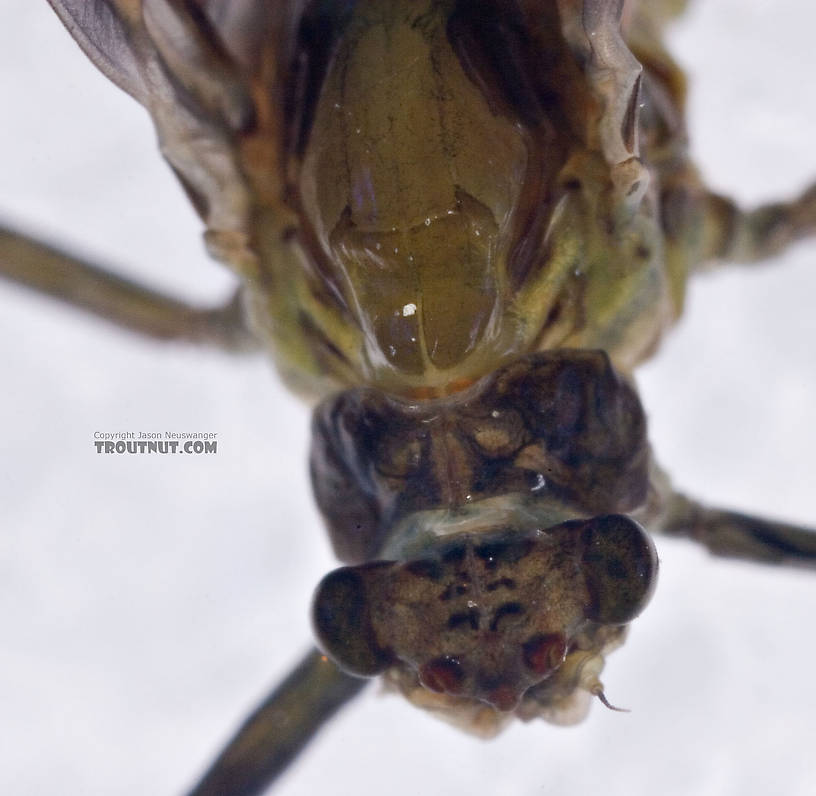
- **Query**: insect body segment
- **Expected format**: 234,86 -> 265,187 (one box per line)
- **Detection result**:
310,350 -> 649,564
290,0 -> 682,394
50,0 -> 682,398
301,0 -> 531,384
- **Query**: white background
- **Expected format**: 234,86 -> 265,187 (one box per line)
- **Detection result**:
1,2 -> 815,795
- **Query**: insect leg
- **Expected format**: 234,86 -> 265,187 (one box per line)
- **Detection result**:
186,648 -> 368,796
654,490 -> 816,569
0,225 -> 256,352
696,183 -> 816,267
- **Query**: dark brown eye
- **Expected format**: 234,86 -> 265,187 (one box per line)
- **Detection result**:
312,566 -> 392,677
580,515 -> 658,625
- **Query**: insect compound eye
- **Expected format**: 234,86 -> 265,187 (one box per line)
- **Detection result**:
312,565 -> 393,677
580,514 -> 658,625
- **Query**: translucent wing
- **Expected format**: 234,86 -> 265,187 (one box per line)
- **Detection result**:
46,0 -> 149,102
45,1 -> 289,250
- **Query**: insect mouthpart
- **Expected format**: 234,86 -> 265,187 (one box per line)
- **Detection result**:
312,514 -> 657,731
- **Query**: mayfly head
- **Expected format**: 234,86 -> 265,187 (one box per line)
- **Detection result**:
313,514 -> 657,728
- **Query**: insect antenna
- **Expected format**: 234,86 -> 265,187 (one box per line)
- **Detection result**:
592,686 -> 630,714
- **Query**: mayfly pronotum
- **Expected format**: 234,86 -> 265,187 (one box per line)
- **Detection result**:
2,2 -> 815,795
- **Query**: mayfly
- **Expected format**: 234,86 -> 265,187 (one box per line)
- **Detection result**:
1,2 -> 815,796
